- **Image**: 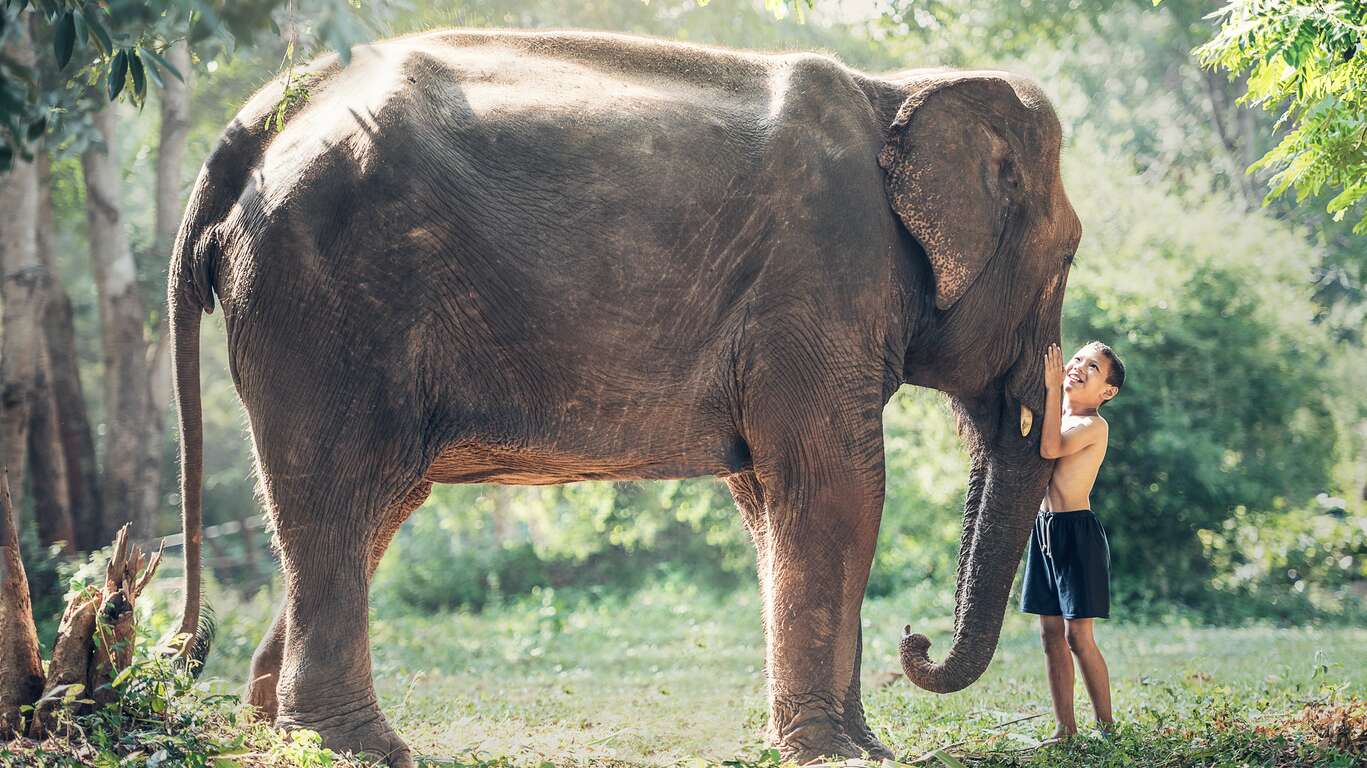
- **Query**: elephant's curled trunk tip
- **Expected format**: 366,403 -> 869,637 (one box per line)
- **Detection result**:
900,625 -> 971,694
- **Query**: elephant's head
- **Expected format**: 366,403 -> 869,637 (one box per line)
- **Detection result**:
878,71 -> 1081,693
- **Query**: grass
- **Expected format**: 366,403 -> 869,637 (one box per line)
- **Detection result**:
171,578 -> 1367,767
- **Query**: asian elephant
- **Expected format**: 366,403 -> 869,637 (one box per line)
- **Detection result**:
167,28 -> 1080,767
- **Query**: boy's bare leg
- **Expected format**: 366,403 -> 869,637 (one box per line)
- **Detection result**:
1039,615 -> 1077,738
1063,618 -> 1114,728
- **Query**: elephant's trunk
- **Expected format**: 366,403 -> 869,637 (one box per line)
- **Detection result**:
901,401 -> 1050,694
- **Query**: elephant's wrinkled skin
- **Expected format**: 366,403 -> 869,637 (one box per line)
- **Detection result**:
167,29 -> 1080,766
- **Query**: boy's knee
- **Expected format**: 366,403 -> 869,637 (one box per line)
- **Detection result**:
1063,625 -> 1093,653
1039,619 -> 1066,647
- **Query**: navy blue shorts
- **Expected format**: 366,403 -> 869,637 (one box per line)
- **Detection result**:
1020,509 -> 1110,620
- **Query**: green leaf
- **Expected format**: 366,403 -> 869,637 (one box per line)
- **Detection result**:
107,49 -> 128,101
128,50 -> 146,100
81,5 -> 112,56
26,114 -> 46,141
54,11 -> 75,69
72,10 -> 88,48
932,750 -> 967,768
140,47 -> 165,89
111,664 -> 135,688
140,47 -> 184,83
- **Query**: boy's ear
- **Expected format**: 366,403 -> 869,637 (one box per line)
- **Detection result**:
1101,385 -> 1117,402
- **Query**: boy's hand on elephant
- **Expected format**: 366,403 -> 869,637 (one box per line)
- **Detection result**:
1044,343 -> 1064,392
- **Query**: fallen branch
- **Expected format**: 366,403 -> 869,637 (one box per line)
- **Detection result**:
908,712 -> 1046,765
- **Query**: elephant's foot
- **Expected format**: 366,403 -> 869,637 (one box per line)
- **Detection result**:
841,705 -> 893,760
840,685 -> 893,760
244,670 -> 279,722
771,696 -> 863,764
277,703 -> 413,768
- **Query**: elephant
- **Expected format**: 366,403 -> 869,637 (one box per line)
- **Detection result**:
166,28 -> 1080,767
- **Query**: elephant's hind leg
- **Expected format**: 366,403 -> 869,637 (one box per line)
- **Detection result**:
243,401 -> 434,768
245,481 -> 433,723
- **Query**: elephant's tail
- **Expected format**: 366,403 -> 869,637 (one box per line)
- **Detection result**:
167,125 -> 251,668
167,194 -> 215,668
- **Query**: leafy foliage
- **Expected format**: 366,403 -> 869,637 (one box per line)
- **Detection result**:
0,0 -> 382,167
1196,1 -> 1367,233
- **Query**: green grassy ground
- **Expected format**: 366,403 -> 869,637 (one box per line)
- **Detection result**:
189,581 -> 1366,767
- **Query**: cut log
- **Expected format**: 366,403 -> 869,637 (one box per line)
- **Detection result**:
28,586 -> 98,738
0,470 -> 45,739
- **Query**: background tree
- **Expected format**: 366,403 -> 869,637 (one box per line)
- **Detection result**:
1193,0 -> 1367,234
0,13 -> 48,520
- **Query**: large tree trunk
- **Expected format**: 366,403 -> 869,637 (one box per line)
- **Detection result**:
29,151 -> 77,554
83,102 -> 156,539
27,356 -> 74,553
0,14 -> 49,512
39,251 -> 104,549
140,40 -> 195,530
0,471 -> 46,738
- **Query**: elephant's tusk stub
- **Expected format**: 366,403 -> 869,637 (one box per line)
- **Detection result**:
1020,405 -> 1034,437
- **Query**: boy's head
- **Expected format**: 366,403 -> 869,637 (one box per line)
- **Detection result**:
1063,341 -> 1124,409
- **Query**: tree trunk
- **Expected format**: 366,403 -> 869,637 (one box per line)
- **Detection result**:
29,153 -> 77,554
0,471 -> 46,738
28,586 -> 98,738
39,248 -> 104,550
83,102 -> 156,539
0,15 -> 49,513
27,358 -> 74,554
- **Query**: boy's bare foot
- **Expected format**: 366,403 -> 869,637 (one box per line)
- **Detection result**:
1041,725 -> 1077,745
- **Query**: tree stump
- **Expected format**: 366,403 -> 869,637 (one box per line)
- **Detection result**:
89,525 -> 162,708
28,586 -> 98,738
0,467 -> 164,743
0,471 -> 45,738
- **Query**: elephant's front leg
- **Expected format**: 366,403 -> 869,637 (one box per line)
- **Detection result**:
842,625 -> 892,759
728,471 -> 891,760
747,408 -> 887,762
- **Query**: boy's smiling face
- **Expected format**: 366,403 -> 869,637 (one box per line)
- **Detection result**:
1063,345 -> 1118,410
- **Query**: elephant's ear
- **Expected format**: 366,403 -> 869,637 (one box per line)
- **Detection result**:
878,75 -> 1026,311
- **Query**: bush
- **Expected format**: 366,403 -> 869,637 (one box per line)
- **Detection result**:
1197,498 -> 1367,623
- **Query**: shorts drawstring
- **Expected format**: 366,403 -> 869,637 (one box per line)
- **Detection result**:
1038,511 -> 1056,560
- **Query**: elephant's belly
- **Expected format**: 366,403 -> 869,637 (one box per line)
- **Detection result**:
423,439 -> 750,486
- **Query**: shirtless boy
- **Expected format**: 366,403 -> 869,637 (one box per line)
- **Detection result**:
1022,341 -> 1125,740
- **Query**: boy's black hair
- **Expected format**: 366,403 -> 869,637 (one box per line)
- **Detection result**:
1085,340 -> 1126,392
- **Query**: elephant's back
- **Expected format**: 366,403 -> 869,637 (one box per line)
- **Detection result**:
208,29 -> 894,447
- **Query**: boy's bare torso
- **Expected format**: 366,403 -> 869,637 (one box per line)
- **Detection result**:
1042,412 -> 1108,512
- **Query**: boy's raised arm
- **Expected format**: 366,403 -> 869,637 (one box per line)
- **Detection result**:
1039,343 -> 1107,460
1040,344 -> 1065,459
